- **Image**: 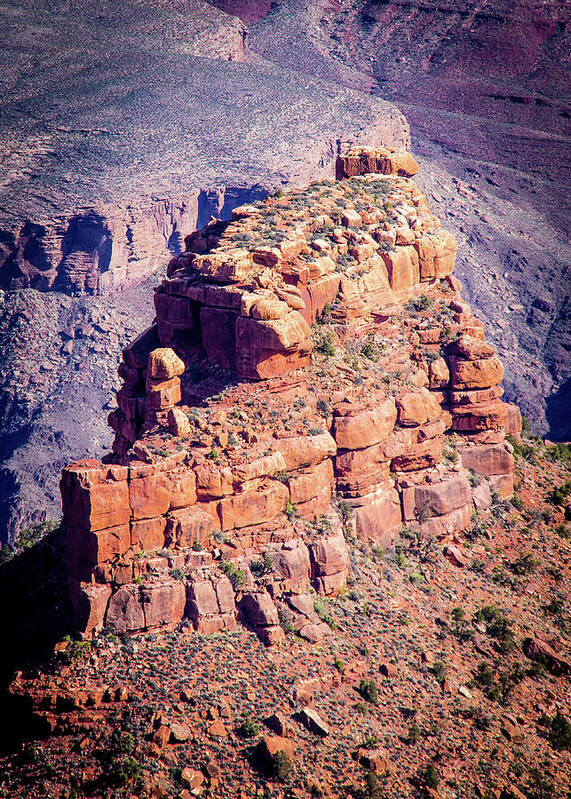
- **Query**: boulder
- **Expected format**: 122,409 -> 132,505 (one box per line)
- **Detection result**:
336,146 -> 419,179
61,463 -> 130,532
450,335 -> 495,361
257,735 -> 296,769
186,576 -> 237,633
105,585 -> 145,633
298,707 -> 330,736
287,458 -> 334,504
165,505 -> 215,548
131,516 -> 167,551
218,481 -> 288,530
415,474 -> 471,517
272,540 -> 311,592
452,400 -> 508,432
489,472 -> 514,498
168,407 -> 191,437
429,357 -> 450,388
333,398 -> 397,451
123,324 -> 160,370
274,432 -> 337,470
504,402 -> 522,437
450,356 -> 504,389
356,747 -> 390,775
180,767 -> 204,789
391,436 -> 444,471
414,228 -> 457,279
472,481 -> 492,511
72,582 -> 112,635
523,636 -> 570,675
240,591 -> 285,645
129,473 -> 171,520
310,532 -> 350,595
396,389 -> 441,427
443,544 -> 468,567
461,444 -> 514,476
160,467 -> 197,510
381,246 -> 420,293
420,503 -> 472,537
141,580 -> 186,629
233,451 -> 286,482
148,348 -> 185,380
350,486 -> 402,546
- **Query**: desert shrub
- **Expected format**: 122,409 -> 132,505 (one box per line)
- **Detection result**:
250,552 -> 273,577
313,597 -> 337,628
220,561 -> 246,590
543,441 -> 571,464
358,679 -> 379,705
17,519 -> 59,552
473,605 -> 515,651
273,751 -> 292,781
547,711 -> 571,750
450,607 -> 473,642
316,398 -> 330,416
405,295 -> 433,313
314,330 -> 335,356
406,721 -> 420,744
550,481 -> 570,507
239,717 -> 259,738
108,756 -> 142,787
418,761 -> 440,790
525,767 -> 555,799
430,660 -> 448,683
510,552 -> 538,575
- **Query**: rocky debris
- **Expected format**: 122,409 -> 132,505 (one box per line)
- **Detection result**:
279,594 -> 331,642
57,151 -> 520,645
522,636 -> 570,676
240,591 -> 285,646
355,746 -> 390,774
298,707 -> 330,736
257,734 -> 296,769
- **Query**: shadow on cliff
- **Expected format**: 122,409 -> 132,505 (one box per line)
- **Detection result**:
0,524 -> 73,752
546,377 -> 571,442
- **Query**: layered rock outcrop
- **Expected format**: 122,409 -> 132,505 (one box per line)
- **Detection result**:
61,146 -> 519,642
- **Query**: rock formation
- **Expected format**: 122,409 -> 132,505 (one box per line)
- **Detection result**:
60,147 -> 520,642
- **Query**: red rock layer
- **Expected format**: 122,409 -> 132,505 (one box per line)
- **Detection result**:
61,146 -> 520,643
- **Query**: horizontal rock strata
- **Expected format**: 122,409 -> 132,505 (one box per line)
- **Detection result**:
61,146 -> 519,643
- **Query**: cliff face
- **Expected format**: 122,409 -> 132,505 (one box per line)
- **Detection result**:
60,148 -> 520,642
0,0 -> 412,545
246,0 -> 571,438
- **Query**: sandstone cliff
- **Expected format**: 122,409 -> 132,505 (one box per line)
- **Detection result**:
60,148 -> 520,643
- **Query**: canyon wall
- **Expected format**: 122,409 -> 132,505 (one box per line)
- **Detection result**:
60,148 -> 520,643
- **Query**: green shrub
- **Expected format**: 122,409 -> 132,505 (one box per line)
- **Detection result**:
548,711 -> 571,750
272,750 -> 292,781
418,761 -> 439,790
550,481 -> 570,507
473,605 -> 515,652
314,330 -> 335,356
250,552 -> 273,577
358,678 -> 379,705
239,717 -> 259,738
406,721 -> 420,744
220,561 -> 246,590
430,660 -> 448,683
510,553 -> 538,575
